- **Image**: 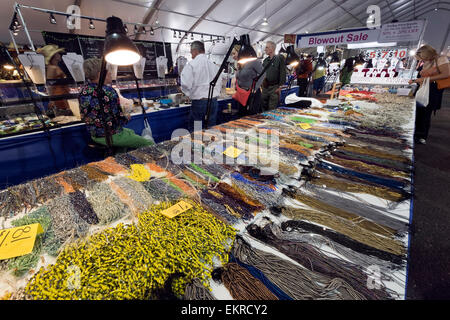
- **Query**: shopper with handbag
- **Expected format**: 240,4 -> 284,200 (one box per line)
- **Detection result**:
230,43 -> 263,116
409,45 -> 450,144
234,50 -> 264,117
261,41 -> 286,111
79,59 -> 154,150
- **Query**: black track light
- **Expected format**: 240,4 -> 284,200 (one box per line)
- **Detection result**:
49,13 -> 57,24
89,19 -> 95,29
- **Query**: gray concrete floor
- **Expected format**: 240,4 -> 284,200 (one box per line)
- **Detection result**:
406,89 -> 450,299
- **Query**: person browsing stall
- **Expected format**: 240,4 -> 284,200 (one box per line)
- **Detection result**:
296,54 -> 313,97
262,41 -> 286,111
180,41 -> 223,130
409,45 -> 450,144
79,58 -> 154,150
234,45 -> 264,116
312,53 -> 327,96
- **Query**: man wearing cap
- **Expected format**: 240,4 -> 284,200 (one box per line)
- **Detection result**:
261,41 -> 286,111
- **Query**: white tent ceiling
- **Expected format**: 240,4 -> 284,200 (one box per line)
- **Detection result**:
1,0 -> 449,55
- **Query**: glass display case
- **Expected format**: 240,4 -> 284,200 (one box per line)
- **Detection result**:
0,76 -> 181,138
0,78 -> 83,137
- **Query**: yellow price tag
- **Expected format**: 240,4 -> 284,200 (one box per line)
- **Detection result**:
297,123 -> 312,130
0,223 -> 44,260
223,146 -> 243,158
161,201 -> 193,219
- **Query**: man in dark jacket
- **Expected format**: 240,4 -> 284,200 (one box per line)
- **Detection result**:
262,41 -> 286,111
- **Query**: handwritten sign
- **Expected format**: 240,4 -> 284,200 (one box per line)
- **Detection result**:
378,20 -> 425,43
297,123 -> 312,130
161,201 -> 193,219
0,224 -> 44,260
223,146 -> 243,158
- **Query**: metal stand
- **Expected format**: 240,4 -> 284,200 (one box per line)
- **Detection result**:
205,37 -> 240,129
133,75 -> 146,114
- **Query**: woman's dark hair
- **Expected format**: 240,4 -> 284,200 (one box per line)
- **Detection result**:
343,58 -> 354,72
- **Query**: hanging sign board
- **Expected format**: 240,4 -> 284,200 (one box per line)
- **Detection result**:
296,21 -> 425,48
378,20 -> 425,43
62,52 -> 85,82
133,57 -> 146,79
296,28 -> 379,48
18,52 -> 46,84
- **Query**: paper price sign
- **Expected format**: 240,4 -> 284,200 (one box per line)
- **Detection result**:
161,201 -> 193,219
297,123 -> 312,130
223,146 -> 243,158
0,223 -> 44,260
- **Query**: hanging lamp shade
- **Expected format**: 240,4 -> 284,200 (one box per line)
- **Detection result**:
285,45 -> 299,67
237,34 -> 257,64
104,16 -> 141,66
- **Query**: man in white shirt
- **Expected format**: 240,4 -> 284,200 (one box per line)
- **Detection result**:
395,58 -> 407,78
181,41 -> 222,130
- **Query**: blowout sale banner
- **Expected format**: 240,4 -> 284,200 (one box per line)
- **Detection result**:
296,28 -> 380,48
295,21 -> 425,48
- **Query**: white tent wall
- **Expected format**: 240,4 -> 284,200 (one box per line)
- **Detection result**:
1,1 -> 449,61
420,10 -> 450,54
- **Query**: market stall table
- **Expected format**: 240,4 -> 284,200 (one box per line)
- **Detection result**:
0,89 -> 416,301
0,97 -> 238,188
